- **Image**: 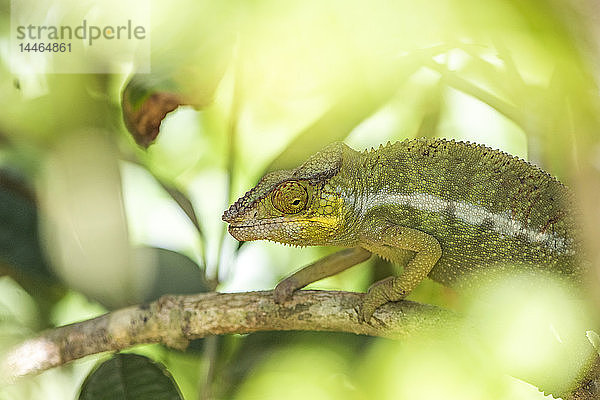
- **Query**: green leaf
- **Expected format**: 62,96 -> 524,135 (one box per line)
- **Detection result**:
0,169 -> 66,327
134,247 -> 210,303
79,354 -> 183,400
0,169 -> 53,281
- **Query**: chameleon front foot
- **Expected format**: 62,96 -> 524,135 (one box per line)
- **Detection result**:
273,277 -> 300,304
357,276 -> 407,323
356,302 -> 379,324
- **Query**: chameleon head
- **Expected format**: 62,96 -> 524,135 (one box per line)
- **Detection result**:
222,143 -> 349,246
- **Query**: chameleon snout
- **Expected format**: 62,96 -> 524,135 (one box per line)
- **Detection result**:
222,205 -> 238,223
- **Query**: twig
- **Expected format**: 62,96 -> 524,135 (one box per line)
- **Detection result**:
0,290 -> 456,382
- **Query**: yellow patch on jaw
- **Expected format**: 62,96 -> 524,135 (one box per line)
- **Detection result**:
293,216 -> 339,242
303,215 -> 339,228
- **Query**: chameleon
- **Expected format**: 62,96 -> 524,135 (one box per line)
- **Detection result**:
222,138 -> 581,322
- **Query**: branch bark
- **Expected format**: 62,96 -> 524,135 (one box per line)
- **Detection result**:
1,290 -> 457,382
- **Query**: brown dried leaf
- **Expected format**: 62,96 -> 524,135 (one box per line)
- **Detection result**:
122,90 -> 187,148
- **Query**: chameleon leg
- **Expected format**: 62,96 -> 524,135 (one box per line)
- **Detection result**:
273,247 -> 372,304
358,226 -> 442,322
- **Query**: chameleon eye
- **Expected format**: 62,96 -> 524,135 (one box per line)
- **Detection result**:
272,180 -> 308,214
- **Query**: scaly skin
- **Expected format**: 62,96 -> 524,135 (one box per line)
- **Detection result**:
222,138 -> 581,322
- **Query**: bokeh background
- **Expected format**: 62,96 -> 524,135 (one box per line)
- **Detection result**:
1,0 -> 600,398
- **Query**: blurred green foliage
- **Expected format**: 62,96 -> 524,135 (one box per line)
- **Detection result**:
1,0 -> 600,398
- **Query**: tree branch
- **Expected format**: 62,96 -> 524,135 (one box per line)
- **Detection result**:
1,290 -> 457,382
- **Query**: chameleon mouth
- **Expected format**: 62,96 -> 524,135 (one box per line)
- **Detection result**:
227,218 -> 286,229
227,218 -> 291,241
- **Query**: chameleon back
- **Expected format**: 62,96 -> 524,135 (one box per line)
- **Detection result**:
344,138 -> 580,286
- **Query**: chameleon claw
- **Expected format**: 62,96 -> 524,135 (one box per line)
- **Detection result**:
369,314 -> 387,328
355,302 -> 386,327
355,301 -> 375,324
353,305 -> 363,321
